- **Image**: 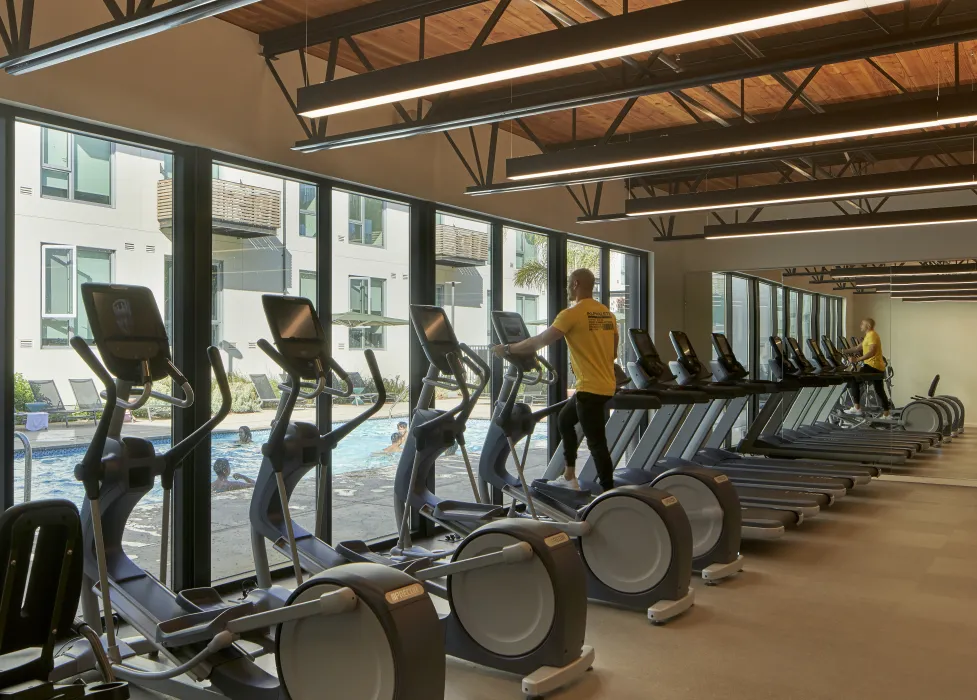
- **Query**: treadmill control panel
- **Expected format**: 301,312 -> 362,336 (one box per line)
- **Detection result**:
492,311 -> 544,373
712,333 -> 747,377
669,330 -> 703,375
629,329 -> 668,379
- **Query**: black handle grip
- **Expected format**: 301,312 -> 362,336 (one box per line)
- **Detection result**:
496,365 -> 523,428
324,357 -> 354,398
165,347 -> 231,470
71,337 -> 118,500
324,349 -> 387,446
257,338 -> 289,370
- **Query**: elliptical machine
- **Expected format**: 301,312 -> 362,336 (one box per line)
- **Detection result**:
360,304 -> 593,698
69,283 -> 445,700
479,310 -> 695,624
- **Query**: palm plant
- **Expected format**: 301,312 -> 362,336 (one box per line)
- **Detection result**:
512,238 -> 600,293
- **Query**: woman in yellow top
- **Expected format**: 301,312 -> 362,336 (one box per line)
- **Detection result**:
840,317 -> 891,419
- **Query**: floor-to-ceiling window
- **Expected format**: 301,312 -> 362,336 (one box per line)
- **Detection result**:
729,276 -> 751,442
712,273 -> 728,358
330,190 -> 411,545
801,293 -> 814,351
610,250 -> 642,367
13,122 -> 174,581
566,240 -> 602,393
788,290 -> 800,341
758,282 -> 775,381
209,163 -> 318,582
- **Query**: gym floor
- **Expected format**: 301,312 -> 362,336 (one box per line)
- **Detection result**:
124,438 -> 977,700
438,437 -> 977,700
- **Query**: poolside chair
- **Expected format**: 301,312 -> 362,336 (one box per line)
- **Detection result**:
250,374 -> 281,409
27,380 -> 77,428
347,372 -> 379,405
68,378 -> 104,424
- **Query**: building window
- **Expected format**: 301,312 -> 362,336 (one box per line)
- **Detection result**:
515,232 -> 538,269
516,293 -> 539,323
435,284 -> 445,308
349,276 -> 386,349
348,194 -> 385,247
300,270 -> 317,308
41,128 -> 113,206
41,245 -> 113,347
299,183 -> 317,238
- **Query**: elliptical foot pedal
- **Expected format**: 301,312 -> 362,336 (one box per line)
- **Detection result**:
531,479 -> 592,510
648,588 -> 695,625
521,645 -> 596,699
700,555 -> 744,584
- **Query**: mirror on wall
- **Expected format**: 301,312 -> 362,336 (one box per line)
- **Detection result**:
685,259 -> 973,483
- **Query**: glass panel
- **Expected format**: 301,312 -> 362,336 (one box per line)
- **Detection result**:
775,287 -> 784,337
43,247 -> 74,317
758,283 -> 773,381
609,250 -> 641,367
788,290 -> 799,341
332,190 -> 410,545
40,168 -> 69,199
348,193 -> 385,246
299,270 -> 316,306
712,272 -> 727,339
729,276 -> 751,443
801,293 -> 814,348
211,165 -> 316,582
299,183 -> 317,238
818,297 -> 828,340
73,135 -> 112,205
13,122 -> 174,594
505,228 -> 550,484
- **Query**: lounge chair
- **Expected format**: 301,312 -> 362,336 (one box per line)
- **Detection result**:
347,372 -> 379,405
250,374 -> 281,409
68,378 -> 104,424
27,380 -> 78,428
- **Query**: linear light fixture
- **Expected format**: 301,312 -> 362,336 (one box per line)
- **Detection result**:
855,277 -> 977,287
507,92 -> 977,182
702,205 -> 977,240
831,266 -> 977,278
623,165 -> 977,217
894,294 -> 977,300
0,0 -> 261,75
901,298 -> 977,302
296,0 -> 899,119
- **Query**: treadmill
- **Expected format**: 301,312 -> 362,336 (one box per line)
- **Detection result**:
784,338 -> 934,452
697,333 -> 876,486
736,338 -> 907,466
584,331 -> 806,532
655,331 -> 845,509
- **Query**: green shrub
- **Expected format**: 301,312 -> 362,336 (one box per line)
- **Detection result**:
213,381 -> 261,414
13,373 -> 33,412
361,375 -> 407,402
131,397 -> 173,420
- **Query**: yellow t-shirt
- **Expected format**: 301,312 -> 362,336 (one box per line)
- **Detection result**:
553,298 -> 618,396
862,329 -> 885,371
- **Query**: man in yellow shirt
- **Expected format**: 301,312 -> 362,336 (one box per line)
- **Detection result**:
840,317 -> 891,418
492,268 -> 618,492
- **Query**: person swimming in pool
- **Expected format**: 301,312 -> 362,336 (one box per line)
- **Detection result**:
211,458 -> 255,493
382,432 -> 404,454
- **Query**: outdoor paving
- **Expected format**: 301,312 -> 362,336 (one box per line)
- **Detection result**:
13,397 -> 554,582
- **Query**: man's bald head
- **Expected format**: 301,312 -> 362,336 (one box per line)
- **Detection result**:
568,268 -> 596,301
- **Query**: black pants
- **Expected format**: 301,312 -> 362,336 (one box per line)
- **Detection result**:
559,392 -> 614,492
846,374 -> 891,411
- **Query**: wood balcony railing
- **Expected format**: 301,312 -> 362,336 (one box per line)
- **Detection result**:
158,178 -> 282,238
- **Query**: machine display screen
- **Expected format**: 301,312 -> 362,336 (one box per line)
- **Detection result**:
265,296 -> 321,341
771,337 -> 784,358
494,312 -> 529,344
632,331 -> 659,361
415,307 -> 455,344
82,283 -> 170,382
673,331 -> 696,359
714,333 -> 734,359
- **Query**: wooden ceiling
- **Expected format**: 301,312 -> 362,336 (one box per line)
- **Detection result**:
218,0 -> 976,193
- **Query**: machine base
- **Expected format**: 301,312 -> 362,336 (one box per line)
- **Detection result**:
699,554 -> 744,584
648,588 -> 695,625
522,645 -> 596,699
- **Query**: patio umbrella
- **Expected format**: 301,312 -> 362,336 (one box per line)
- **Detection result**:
331,311 -> 410,328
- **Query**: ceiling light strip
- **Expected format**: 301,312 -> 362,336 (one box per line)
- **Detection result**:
702,205 -> 977,240
624,165 -> 977,217
297,0 -> 899,119
507,88 -> 977,183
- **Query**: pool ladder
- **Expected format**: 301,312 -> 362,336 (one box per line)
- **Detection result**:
14,432 -> 32,502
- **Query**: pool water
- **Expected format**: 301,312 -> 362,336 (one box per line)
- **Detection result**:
13,417 -> 546,508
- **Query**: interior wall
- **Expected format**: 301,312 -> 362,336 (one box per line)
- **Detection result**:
851,294 -> 976,412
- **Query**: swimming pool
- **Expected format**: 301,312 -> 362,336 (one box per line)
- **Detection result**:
12,417 -> 546,508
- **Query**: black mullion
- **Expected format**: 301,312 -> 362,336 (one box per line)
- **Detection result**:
599,246 -> 610,307
172,146 -> 212,590
490,221 -> 503,406
548,234 -> 568,460
409,200 -> 436,538
0,108 -> 13,512
315,180 -> 333,543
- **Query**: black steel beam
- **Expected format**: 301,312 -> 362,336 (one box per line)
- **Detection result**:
293,3 -> 977,151
0,0 -> 260,73
260,0 -> 485,58
0,109 -> 13,511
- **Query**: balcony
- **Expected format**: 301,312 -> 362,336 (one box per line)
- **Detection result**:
157,178 -> 282,239
435,223 -> 490,267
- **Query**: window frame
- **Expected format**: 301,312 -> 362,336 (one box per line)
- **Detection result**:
347,193 -> 386,248
348,275 -> 387,350
40,244 -> 77,320
298,183 -> 318,239
39,127 -> 115,207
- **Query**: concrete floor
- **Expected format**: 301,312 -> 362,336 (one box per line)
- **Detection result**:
437,437 -> 977,700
